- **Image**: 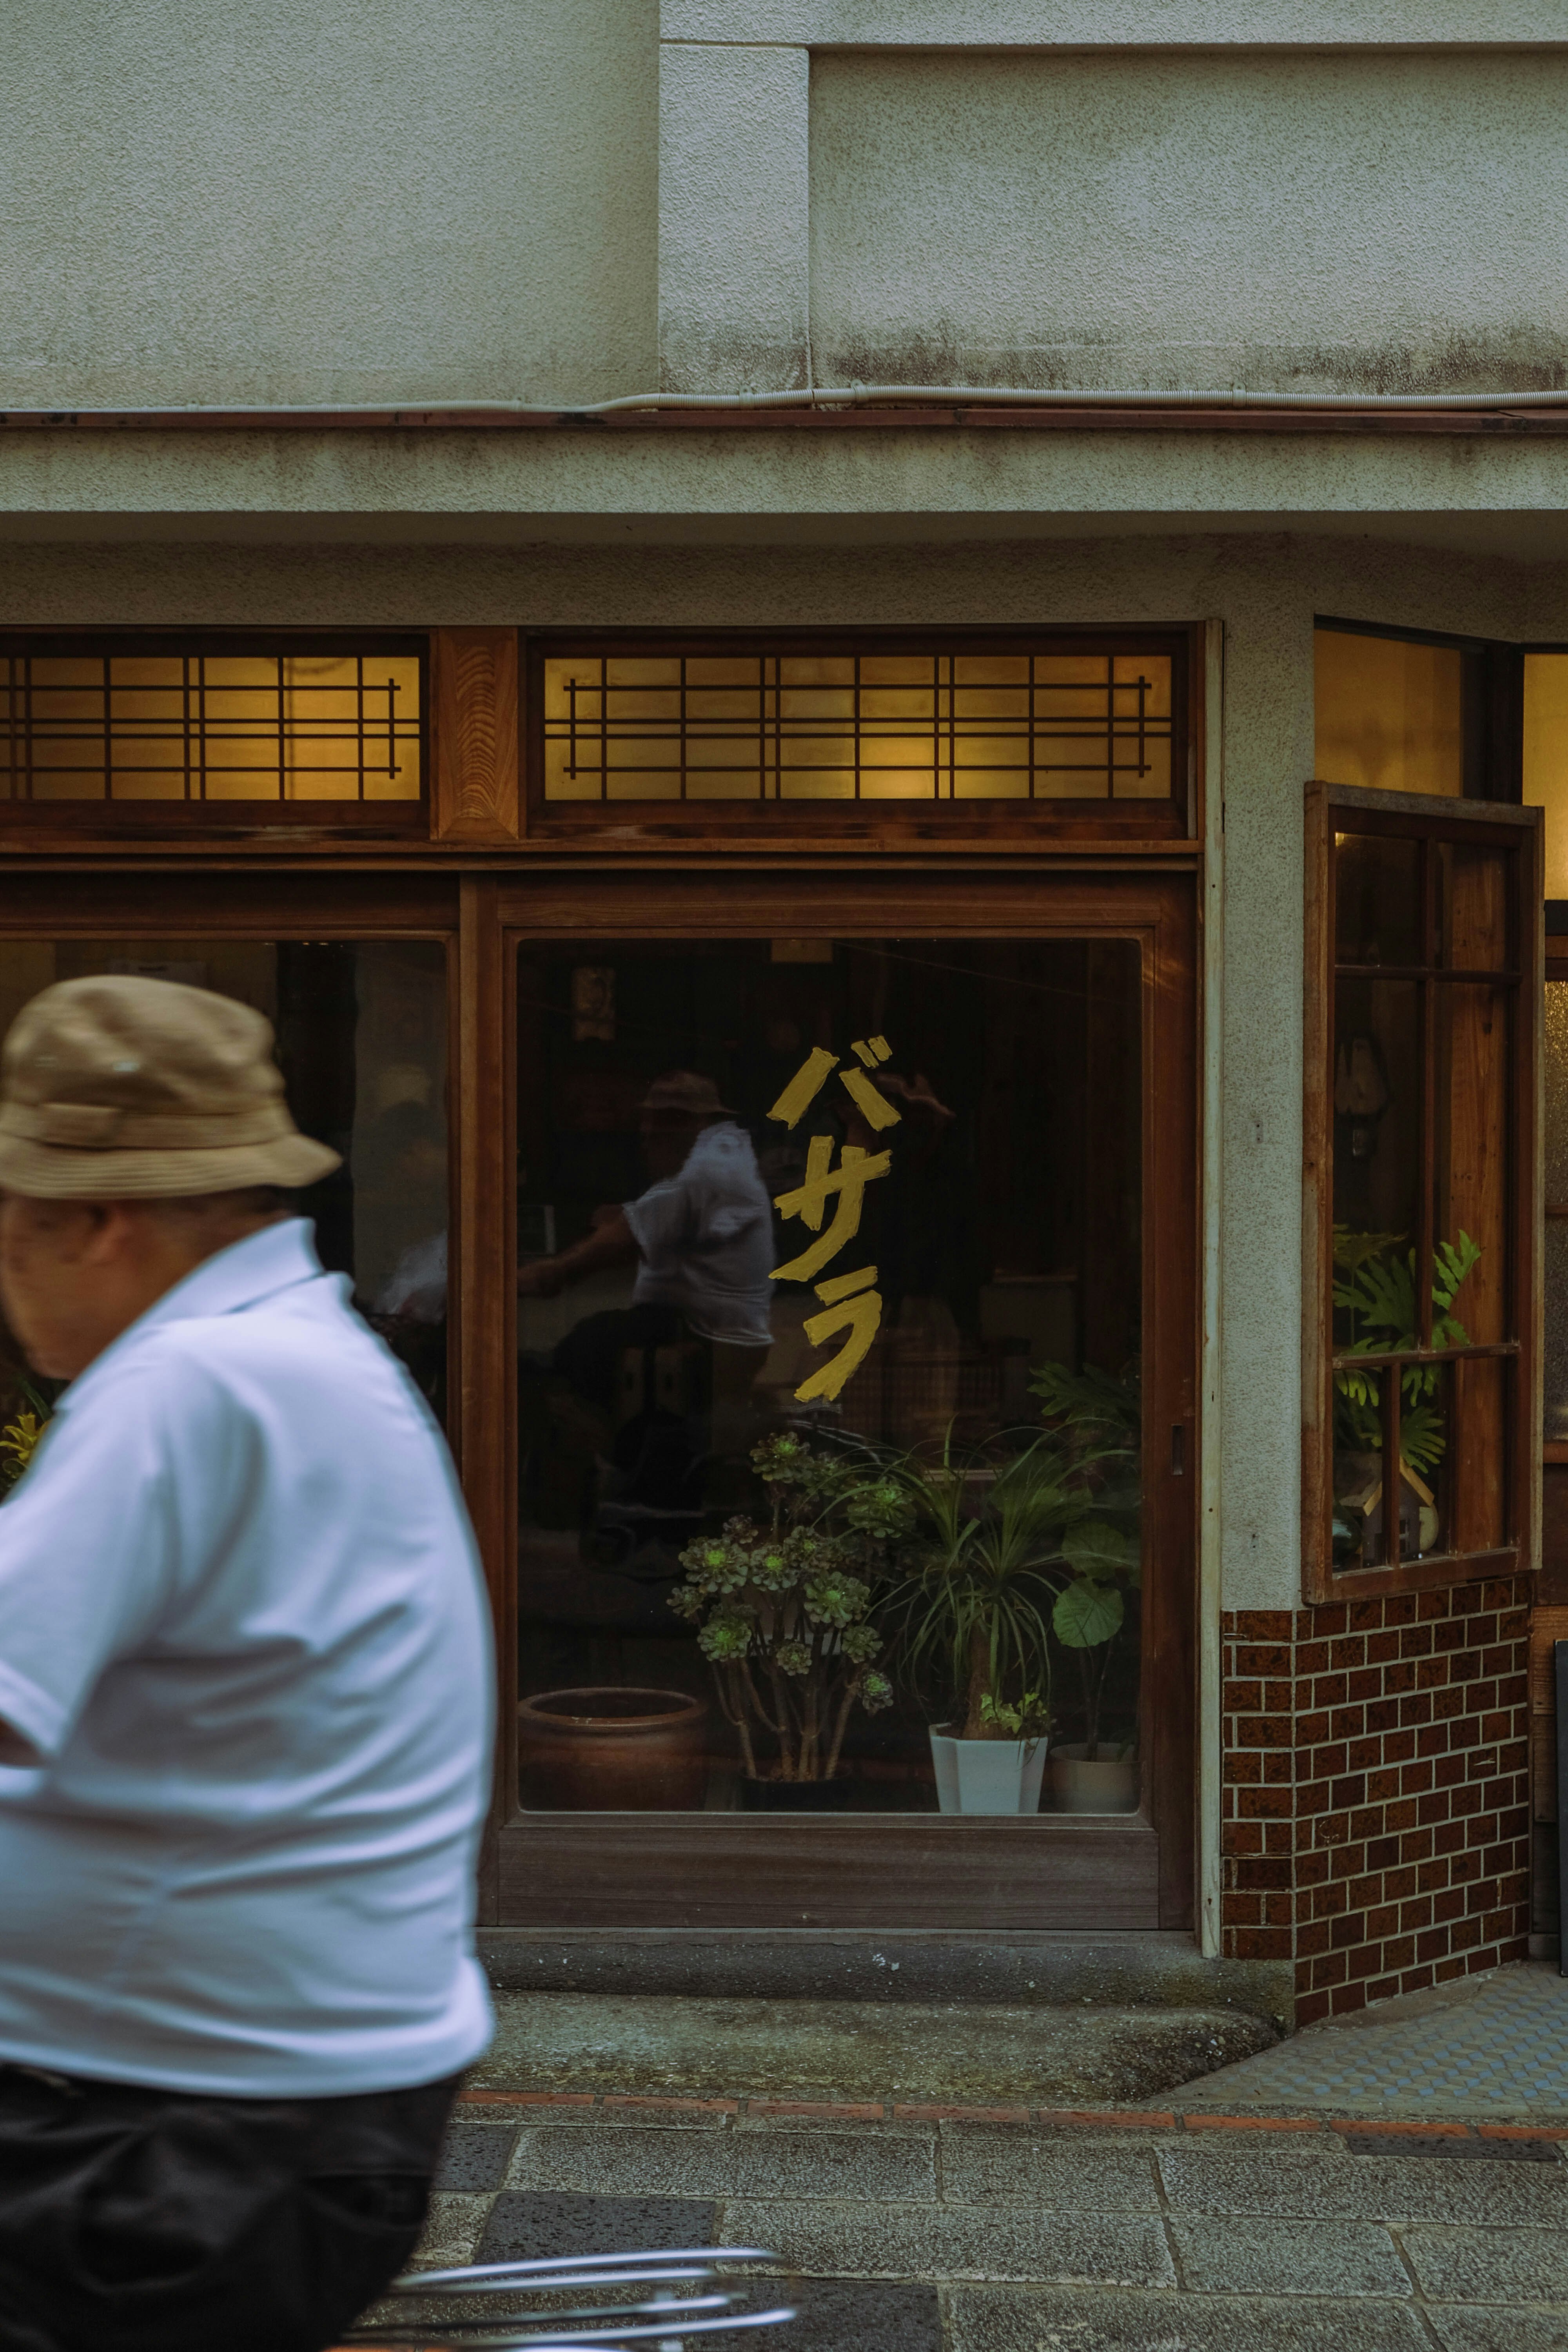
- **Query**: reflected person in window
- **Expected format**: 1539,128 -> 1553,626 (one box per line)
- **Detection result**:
518,1071 -> 774,1469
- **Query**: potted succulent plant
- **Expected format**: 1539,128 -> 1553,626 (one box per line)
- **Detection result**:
891,1434 -> 1104,1815
667,1432 -> 903,1804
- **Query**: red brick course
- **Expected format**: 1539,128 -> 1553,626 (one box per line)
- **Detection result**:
1222,1579 -> 1532,2024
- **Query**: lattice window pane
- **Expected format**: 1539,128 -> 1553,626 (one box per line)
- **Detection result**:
542,646 -> 1175,805
0,644 -> 423,804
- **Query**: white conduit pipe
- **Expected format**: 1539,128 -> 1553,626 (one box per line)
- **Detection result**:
7,383 -> 1568,422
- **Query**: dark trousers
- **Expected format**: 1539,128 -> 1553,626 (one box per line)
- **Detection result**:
0,2060 -> 460,2352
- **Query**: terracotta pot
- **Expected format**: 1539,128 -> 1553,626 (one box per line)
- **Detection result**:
518,1687 -> 709,1811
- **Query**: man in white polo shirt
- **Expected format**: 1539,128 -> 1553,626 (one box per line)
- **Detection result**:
0,976 -> 494,2352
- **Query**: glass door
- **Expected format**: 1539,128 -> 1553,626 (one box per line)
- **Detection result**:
497,871 -> 1198,1931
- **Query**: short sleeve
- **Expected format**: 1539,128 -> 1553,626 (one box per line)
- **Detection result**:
622,1169 -> 696,1266
0,1358 -> 182,1760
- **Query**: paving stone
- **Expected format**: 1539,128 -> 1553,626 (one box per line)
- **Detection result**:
1169,2215 -> 1410,2298
719,2199 -> 1175,2285
474,2192 -> 718,2263
778,2276 -> 942,2352
1400,2225 -> 1568,2304
406,2191 -> 492,2269
734,2131 -> 936,2200
503,2123 -> 935,2200
938,2125 -> 1160,2210
1158,2144 -> 1568,2225
1339,2130 -> 1560,2161
947,2283 -> 1434,2349
434,2120 -> 518,2190
1426,2305 -> 1568,2351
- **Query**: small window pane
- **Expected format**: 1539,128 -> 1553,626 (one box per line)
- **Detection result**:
1335,833 -> 1422,967
1315,629 -> 1465,797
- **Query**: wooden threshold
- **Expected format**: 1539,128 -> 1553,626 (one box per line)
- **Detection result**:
498,1814 -> 1160,1931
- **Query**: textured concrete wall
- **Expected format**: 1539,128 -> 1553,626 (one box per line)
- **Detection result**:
667,2 -> 1568,38
659,45 -> 810,394
0,526 -> 1554,1607
0,0 -> 658,408
810,50 -> 1568,394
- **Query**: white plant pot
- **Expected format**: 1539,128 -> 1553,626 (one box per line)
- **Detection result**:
1049,1743 -> 1139,1814
928,1725 -> 1049,1815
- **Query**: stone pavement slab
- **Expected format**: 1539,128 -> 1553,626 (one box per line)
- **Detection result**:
1401,2222 -> 1568,2303
936,2130 -> 1161,2210
1156,2140 -> 1568,2223
1426,2306 -> 1568,2351
503,2121 -> 938,2200
946,2282 -> 1435,2347
1167,2213 -> 1412,2297
719,2200 -> 1177,2286
473,2189 -> 719,2262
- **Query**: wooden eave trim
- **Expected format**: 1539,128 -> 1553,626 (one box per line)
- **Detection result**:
9,407 -> 1568,437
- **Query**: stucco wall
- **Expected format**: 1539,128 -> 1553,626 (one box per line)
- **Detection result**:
0,0 -> 658,409
809,49 -> 1568,395
0,527 -> 1557,1606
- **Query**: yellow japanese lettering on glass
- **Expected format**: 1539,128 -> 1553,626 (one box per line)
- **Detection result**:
767,1042 -> 903,1399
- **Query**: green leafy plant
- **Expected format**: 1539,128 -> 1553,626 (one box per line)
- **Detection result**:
668,1432 -> 904,1784
889,1432 -> 1110,1740
978,1689 -> 1051,1741
1029,1359 -> 1142,1760
1333,1226 -> 1481,1476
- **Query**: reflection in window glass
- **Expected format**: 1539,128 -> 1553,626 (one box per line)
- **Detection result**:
1314,629 -> 1465,798
0,938 -> 448,1427
1546,980 -> 1568,1443
1524,653 -> 1568,898
515,939 -> 1144,1817
1329,833 -> 1515,1573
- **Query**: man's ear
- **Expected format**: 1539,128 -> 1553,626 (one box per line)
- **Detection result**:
67,1201 -> 131,1267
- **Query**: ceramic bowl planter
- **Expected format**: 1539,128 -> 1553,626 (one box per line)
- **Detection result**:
928,1725 -> 1049,1815
517,1686 -> 708,1810
1049,1742 -> 1138,1813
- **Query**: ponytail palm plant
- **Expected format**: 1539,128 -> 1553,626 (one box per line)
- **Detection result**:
889,1434 -> 1106,1740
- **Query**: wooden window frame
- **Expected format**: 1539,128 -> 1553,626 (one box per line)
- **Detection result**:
1302,780 -> 1543,1604
486,863 -> 1200,1932
520,626 -> 1201,849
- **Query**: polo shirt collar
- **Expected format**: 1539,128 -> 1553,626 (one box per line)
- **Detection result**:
56,1219 -> 326,1418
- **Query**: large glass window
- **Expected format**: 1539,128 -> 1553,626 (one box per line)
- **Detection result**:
0,938 -> 448,1438
514,938 -> 1145,1817
1308,793 -> 1538,1596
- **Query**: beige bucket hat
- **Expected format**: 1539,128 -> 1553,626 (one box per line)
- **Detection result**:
0,975 -> 341,1199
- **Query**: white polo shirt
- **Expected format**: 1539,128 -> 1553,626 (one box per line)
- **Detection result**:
0,1219 -> 494,2097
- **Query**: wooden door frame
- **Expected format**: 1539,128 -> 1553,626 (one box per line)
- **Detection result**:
485,862 -> 1200,1932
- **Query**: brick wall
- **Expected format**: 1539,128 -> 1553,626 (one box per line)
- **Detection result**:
1221,1579 -> 1532,2027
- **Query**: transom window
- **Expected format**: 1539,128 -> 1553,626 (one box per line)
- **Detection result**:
538,639 -> 1177,806
0,637 -> 423,805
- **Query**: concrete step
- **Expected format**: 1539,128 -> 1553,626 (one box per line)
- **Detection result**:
470,1991 -> 1279,2107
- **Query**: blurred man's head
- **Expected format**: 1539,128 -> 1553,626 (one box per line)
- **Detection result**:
635,1071 -> 733,1179
0,976 -> 338,1378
